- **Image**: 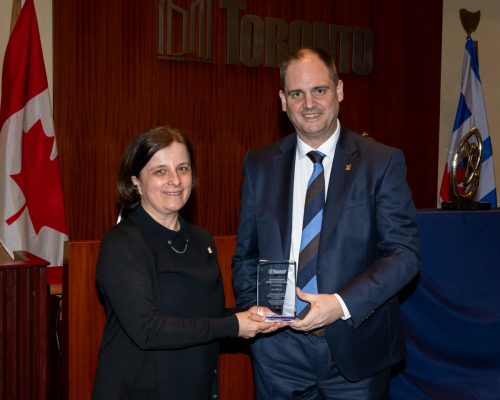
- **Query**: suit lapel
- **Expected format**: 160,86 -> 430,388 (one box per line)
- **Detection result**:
319,128 -> 359,255
274,136 -> 296,259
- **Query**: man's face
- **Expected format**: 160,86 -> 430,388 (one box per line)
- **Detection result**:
279,53 -> 344,148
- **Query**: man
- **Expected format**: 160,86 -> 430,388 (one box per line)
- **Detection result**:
232,47 -> 420,399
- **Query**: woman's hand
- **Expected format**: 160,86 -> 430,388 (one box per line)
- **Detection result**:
235,306 -> 288,338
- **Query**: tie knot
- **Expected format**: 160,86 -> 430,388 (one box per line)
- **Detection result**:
307,150 -> 325,165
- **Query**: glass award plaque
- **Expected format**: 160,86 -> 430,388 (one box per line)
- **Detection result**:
257,259 -> 296,321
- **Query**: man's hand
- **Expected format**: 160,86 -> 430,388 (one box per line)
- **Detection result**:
289,288 -> 344,332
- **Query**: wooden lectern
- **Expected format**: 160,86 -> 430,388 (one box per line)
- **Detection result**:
0,251 -> 49,400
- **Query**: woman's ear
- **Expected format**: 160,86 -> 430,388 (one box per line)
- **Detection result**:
131,176 -> 142,195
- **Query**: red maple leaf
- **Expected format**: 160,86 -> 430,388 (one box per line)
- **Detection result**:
6,119 -> 67,235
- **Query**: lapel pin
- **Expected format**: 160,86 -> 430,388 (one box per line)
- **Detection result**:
207,246 -> 213,254
345,164 -> 352,171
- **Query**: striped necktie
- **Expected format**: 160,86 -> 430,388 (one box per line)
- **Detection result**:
296,150 -> 326,316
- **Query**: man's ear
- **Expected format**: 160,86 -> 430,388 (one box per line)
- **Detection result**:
336,80 -> 344,102
279,90 -> 287,112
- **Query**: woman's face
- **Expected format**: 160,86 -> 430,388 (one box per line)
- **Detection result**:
132,141 -> 192,223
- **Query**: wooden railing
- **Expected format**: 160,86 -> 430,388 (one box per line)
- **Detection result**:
62,236 -> 254,400
62,241 -> 105,400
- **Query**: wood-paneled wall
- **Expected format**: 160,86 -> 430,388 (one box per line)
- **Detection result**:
53,0 -> 443,240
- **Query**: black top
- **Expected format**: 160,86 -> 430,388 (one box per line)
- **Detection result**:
93,206 -> 239,400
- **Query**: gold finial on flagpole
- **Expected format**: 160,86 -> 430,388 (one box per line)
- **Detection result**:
459,9 -> 480,36
459,9 -> 480,57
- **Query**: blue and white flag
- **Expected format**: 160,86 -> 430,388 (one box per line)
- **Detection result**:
440,36 -> 497,207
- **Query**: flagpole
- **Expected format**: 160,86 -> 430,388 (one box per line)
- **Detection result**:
9,0 -> 22,34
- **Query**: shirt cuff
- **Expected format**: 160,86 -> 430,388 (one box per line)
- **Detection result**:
334,293 -> 351,320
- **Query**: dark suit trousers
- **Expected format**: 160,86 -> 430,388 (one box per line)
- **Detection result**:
250,328 -> 390,400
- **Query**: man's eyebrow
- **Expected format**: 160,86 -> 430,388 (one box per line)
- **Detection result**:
286,86 -> 329,94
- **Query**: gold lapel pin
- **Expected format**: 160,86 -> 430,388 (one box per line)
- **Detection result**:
345,164 -> 352,171
207,246 -> 213,254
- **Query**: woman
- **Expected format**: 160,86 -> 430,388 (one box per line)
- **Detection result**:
93,126 -> 278,399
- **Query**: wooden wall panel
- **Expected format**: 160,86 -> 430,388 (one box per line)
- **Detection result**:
53,0 -> 443,241
216,235 -> 254,400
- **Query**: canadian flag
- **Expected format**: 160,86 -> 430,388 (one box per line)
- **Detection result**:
0,0 -> 68,266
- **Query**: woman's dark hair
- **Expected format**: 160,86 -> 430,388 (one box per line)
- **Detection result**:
117,126 -> 196,209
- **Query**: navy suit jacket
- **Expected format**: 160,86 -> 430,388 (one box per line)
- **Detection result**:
232,127 -> 421,381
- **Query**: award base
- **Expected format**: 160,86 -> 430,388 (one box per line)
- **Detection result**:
441,200 -> 491,211
263,315 -> 296,322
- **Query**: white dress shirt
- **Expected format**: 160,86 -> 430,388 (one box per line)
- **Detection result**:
283,120 -> 351,320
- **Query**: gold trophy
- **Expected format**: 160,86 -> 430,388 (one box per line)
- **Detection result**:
441,127 -> 491,210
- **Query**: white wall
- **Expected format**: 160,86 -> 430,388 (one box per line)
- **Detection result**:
440,0 -> 500,205
0,0 -> 53,100
1,0 -> 499,207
